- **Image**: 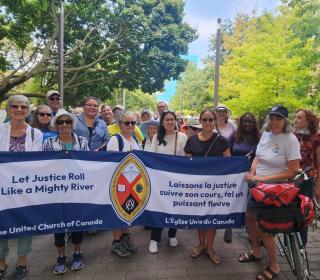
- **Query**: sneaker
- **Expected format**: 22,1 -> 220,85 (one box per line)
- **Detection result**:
14,266 -> 27,280
169,237 -> 178,247
149,240 -> 158,254
0,265 -> 7,280
111,241 -> 131,258
71,252 -> 84,271
224,228 -> 233,243
121,233 -> 137,253
54,255 -> 67,275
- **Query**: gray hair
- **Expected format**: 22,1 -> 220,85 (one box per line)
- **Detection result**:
262,115 -> 293,134
82,96 -> 100,106
6,95 -> 30,112
117,110 -> 137,125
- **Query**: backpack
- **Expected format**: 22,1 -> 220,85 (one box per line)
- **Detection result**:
115,134 -> 139,152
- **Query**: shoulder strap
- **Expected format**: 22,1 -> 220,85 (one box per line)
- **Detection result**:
31,127 -> 35,142
132,134 -> 139,145
204,134 -> 219,157
174,131 -> 178,155
115,134 -> 124,152
142,138 -> 146,150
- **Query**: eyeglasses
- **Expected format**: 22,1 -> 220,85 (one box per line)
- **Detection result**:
84,104 -> 99,108
122,121 -> 136,126
201,118 -> 215,123
56,119 -> 73,125
49,97 -> 60,101
10,105 -> 28,110
163,118 -> 176,123
38,112 -> 52,117
242,120 -> 255,124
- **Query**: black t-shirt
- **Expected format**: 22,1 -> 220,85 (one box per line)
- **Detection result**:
184,133 -> 229,157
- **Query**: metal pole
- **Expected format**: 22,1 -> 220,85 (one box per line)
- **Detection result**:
58,0 -> 64,107
213,18 -> 222,109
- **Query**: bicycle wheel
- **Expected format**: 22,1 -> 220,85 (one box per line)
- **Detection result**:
289,233 -> 309,280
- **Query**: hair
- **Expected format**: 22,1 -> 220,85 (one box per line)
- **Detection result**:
101,104 -> 112,111
30,105 -> 52,131
116,110 -> 137,125
157,111 -> 177,146
82,96 -> 100,106
296,109 -> 319,135
6,95 -> 30,112
262,115 -> 293,134
235,112 -> 260,144
199,109 -> 216,121
54,113 -> 75,131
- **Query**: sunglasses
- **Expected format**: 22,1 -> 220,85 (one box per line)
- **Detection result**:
49,97 -> 60,101
201,118 -> 215,123
38,112 -> 52,117
123,121 -> 136,126
242,120 -> 255,124
10,105 -> 28,110
56,119 -> 73,125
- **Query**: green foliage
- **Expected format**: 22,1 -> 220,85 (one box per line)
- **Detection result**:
0,0 -> 197,104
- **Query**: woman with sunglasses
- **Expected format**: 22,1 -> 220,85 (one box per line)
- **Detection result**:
148,111 -> 188,254
43,109 -> 89,275
107,111 -> 139,259
0,95 -> 42,280
184,109 -> 231,265
31,105 -> 58,142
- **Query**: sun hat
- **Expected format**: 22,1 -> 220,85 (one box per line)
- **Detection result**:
215,105 -> 232,116
182,118 -> 202,130
140,120 -> 160,135
50,109 -> 77,129
268,105 -> 288,118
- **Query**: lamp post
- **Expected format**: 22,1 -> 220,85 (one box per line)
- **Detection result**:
213,18 -> 222,109
58,0 -> 64,107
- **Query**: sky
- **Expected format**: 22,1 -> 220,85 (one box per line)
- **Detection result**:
184,0 -> 281,60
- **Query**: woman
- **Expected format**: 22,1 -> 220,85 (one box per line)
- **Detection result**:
294,109 -> 320,245
238,105 -> 301,280
184,109 -> 231,265
43,109 -> 89,275
182,119 -> 202,138
229,112 -> 260,158
30,105 -> 57,142
0,95 -> 42,280
140,120 -> 159,151
107,111 -> 139,258
148,111 -> 188,254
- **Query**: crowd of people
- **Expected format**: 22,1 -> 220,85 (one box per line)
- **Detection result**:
0,90 -> 319,280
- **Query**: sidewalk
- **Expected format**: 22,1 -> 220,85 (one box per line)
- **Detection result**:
3,227 -> 320,279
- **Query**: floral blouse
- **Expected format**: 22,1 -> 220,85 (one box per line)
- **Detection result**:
9,134 -> 26,152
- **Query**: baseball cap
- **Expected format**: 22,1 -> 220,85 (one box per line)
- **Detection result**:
112,104 -> 125,112
268,105 -> 288,118
46,90 -> 60,99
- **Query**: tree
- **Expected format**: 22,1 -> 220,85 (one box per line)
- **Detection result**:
0,0 -> 197,104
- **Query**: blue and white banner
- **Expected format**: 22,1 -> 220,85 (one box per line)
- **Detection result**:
0,151 -> 251,239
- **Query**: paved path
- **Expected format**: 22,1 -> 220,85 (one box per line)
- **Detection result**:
3,227 -> 320,279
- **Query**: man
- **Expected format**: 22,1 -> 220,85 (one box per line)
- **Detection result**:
46,90 -> 61,116
108,105 -> 144,143
155,101 -> 168,119
100,104 -> 115,126
73,96 -> 109,151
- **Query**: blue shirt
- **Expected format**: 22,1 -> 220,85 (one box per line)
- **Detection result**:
74,113 -> 109,151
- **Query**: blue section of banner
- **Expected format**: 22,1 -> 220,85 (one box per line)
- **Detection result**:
0,204 -> 245,239
0,151 -> 251,175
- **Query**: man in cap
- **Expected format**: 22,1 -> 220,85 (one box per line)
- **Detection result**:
46,90 -> 61,116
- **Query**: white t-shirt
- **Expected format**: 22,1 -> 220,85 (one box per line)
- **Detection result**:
255,131 -> 301,177
215,122 -> 236,140
107,133 -> 140,152
151,132 -> 187,156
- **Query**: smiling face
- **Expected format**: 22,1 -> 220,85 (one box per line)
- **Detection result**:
119,114 -> 137,136
241,113 -> 256,133
268,114 -> 286,134
56,116 -> 73,136
147,124 -> 158,139
295,110 -> 308,130
37,107 -> 52,126
8,101 -> 29,122
83,98 -> 99,118
162,112 -> 176,134
47,94 -> 61,112
101,105 -> 113,120
200,111 -> 216,133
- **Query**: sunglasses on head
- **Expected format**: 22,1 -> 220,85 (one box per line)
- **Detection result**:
49,97 -> 60,101
56,119 -> 73,125
123,121 -> 136,126
201,118 -> 215,123
10,104 -> 28,110
38,112 -> 51,117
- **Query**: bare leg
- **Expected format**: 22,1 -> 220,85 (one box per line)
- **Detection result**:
246,211 -> 262,258
112,229 -> 122,240
197,229 -> 206,247
57,247 -> 65,256
16,256 -> 27,267
0,258 -> 6,270
261,232 -> 280,273
206,229 -> 216,250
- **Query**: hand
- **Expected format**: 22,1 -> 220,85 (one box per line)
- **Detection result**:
245,172 -> 255,181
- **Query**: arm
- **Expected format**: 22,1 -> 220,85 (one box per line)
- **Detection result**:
245,157 -> 259,181
222,148 -> 231,157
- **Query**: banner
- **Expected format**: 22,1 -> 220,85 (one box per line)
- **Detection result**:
0,151 -> 251,239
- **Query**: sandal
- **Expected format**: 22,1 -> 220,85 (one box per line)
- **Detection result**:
206,249 -> 221,265
238,252 -> 262,263
190,245 -> 205,259
256,266 -> 279,280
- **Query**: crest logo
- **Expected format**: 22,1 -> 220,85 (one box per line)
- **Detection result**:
110,153 -> 151,224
